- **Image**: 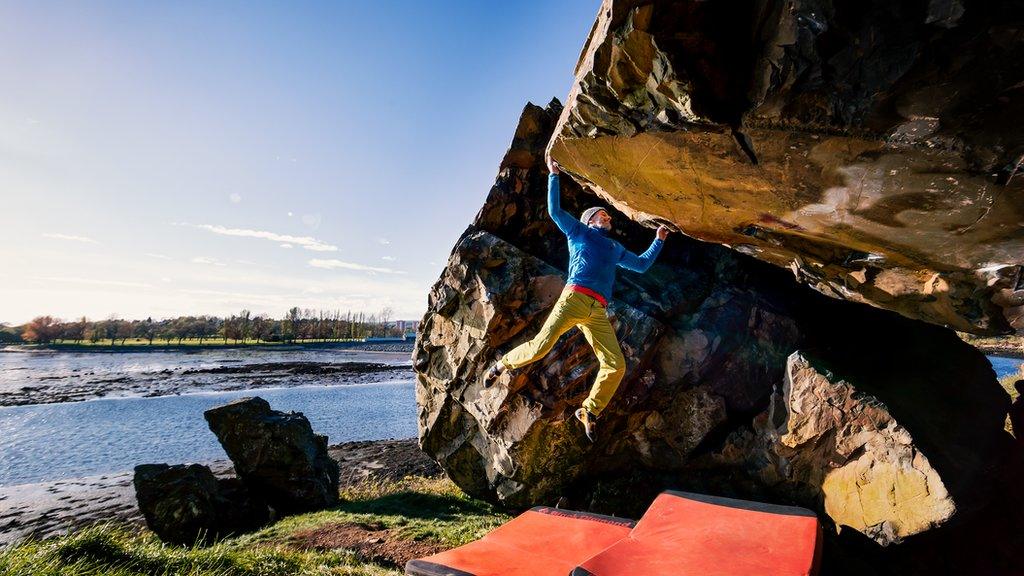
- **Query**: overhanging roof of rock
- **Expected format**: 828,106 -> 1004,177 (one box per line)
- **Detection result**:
549,0 -> 1024,335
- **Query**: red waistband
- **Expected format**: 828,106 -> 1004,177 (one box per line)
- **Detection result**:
567,284 -> 608,307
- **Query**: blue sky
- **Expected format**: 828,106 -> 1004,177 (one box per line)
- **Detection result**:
0,1 -> 598,324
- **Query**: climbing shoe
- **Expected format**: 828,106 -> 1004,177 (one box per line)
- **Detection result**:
483,362 -> 505,388
575,408 -> 598,442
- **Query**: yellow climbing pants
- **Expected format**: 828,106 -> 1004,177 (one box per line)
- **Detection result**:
500,288 -> 626,416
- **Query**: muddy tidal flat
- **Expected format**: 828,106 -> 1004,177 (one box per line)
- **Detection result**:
0,345 -> 413,407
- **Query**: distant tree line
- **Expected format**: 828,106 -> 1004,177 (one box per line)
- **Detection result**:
11,307 -> 417,345
0,323 -> 22,344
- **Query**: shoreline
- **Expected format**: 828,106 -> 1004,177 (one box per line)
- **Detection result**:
0,340 -> 415,354
0,438 -> 438,547
975,345 -> 1024,360
0,357 -> 415,408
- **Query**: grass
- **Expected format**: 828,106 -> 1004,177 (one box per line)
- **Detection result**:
237,476 -> 510,550
0,476 -> 510,576
1000,373 -> 1020,399
1000,371 -> 1021,437
0,525 -> 399,576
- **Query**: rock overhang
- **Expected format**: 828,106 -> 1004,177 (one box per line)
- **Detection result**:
549,0 -> 1024,335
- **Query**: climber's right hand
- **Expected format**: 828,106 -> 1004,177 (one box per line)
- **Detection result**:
546,155 -> 560,175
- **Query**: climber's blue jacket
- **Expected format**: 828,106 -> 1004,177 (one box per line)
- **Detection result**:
547,173 -> 663,303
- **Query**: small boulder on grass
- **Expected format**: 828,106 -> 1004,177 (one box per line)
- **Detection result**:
133,463 -> 270,545
204,396 -> 340,515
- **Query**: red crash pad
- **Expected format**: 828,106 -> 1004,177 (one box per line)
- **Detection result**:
405,506 -> 635,576
571,491 -> 821,576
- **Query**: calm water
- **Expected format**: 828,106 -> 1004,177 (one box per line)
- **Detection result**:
0,351 -> 1017,487
0,381 -> 417,487
989,355 -> 1022,379
0,347 -> 410,398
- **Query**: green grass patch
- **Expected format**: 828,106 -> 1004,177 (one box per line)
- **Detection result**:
0,477 -> 509,576
1000,372 -> 1021,437
238,476 -> 511,550
1000,373 -> 1020,400
0,523 -> 400,576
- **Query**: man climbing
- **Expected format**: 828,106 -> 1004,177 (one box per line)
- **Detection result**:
485,155 -> 670,441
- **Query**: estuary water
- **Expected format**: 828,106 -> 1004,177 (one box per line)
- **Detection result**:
0,347 -> 417,486
988,354 -> 1022,379
0,349 -> 1018,487
0,380 -> 417,486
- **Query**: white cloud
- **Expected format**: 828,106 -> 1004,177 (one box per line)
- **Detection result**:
145,253 -> 172,260
191,256 -> 226,266
287,211 -> 294,217
308,259 -> 405,274
280,244 -> 294,249
377,238 -> 391,246
229,193 -> 242,204
42,233 -> 99,244
381,256 -> 396,261
174,223 -> 338,252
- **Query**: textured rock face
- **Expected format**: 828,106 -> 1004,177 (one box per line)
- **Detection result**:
711,344 -> 1023,571
414,100 -> 1014,560
416,100 -> 805,507
133,463 -> 269,545
782,353 -> 955,545
711,333 -> 1015,549
549,0 -> 1024,335
204,397 -> 339,515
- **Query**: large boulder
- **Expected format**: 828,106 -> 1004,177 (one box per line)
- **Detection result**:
418,228 -> 670,504
416,100 -> 806,507
782,352 -> 956,545
204,397 -> 339,515
414,99 -> 1015,559
549,0 -> 1024,335
133,463 -> 269,545
714,346 -> 1009,547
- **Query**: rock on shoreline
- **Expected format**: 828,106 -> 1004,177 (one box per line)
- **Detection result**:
0,439 -> 439,547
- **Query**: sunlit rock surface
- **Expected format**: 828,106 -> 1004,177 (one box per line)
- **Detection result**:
416,101 -> 806,506
414,103 -> 1017,571
204,397 -> 339,515
784,352 -> 956,545
549,0 -> 1024,335
417,3 -> 1024,570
